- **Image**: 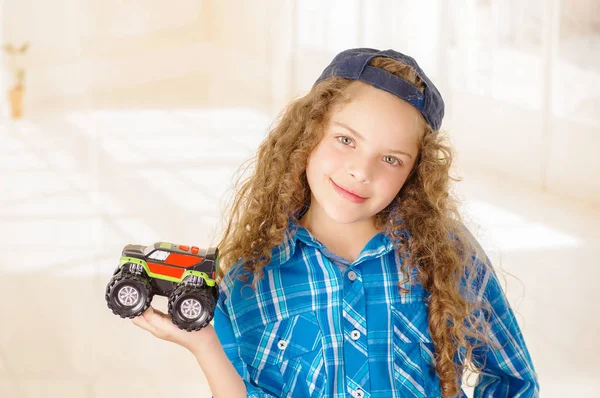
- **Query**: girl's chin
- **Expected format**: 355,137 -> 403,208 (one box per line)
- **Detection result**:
322,207 -> 372,225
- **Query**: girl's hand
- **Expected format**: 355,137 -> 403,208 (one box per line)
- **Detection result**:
132,306 -> 248,397
132,306 -> 213,354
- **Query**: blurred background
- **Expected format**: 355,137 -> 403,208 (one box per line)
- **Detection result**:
0,0 -> 598,397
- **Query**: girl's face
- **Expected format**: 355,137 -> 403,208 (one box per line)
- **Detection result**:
305,82 -> 422,226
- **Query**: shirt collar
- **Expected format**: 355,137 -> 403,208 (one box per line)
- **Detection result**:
269,218 -> 396,268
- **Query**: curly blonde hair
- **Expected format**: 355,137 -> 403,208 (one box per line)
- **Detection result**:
217,56 -> 495,396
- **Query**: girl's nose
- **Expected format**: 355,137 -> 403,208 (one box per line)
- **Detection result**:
347,158 -> 372,183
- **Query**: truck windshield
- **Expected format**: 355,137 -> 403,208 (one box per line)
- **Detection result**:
143,244 -> 156,257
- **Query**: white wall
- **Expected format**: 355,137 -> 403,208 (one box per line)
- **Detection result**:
443,0 -> 600,206
1,0 -> 208,103
1,0 -> 598,206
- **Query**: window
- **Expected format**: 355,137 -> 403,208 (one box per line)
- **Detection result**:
148,250 -> 169,261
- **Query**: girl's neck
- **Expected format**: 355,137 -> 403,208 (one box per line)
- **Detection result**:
298,205 -> 380,262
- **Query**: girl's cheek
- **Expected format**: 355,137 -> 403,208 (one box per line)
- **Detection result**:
322,144 -> 346,167
327,138 -> 348,157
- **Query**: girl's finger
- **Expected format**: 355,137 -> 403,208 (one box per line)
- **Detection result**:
145,305 -> 168,322
132,306 -> 194,349
141,306 -> 178,339
132,308 -> 159,335
132,315 -> 150,331
142,306 -> 167,326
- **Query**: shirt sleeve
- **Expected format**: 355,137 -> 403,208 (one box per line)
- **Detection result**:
213,278 -> 278,398
470,255 -> 540,397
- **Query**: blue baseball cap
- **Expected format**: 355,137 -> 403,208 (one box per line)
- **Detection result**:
314,48 -> 445,131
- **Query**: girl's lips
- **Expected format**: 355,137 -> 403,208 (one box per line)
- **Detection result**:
331,179 -> 367,203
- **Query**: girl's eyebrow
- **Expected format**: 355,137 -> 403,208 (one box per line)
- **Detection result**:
333,121 -> 413,159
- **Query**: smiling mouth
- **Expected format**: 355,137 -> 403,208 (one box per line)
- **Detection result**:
330,179 -> 368,202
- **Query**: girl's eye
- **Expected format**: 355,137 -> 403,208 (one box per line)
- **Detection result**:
337,136 -> 354,146
383,156 -> 400,166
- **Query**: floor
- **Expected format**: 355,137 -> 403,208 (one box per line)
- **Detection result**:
0,85 -> 598,397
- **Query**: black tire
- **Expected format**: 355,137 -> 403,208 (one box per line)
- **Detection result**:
106,272 -> 153,318
168,285 -> 216,331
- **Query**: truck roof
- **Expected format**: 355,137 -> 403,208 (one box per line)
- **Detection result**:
149,242 -> 210,258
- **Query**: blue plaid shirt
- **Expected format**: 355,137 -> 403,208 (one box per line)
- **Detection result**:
214,221 -> 539,397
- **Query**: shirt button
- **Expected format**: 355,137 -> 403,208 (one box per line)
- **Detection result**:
354,389 -> 365,398
347,270 -> 357,281
350,330 -> 361,340
277,340 -> 288,350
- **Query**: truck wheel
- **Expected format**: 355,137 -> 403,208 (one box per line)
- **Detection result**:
168,285 -> 216,331
106,272 -> 152,318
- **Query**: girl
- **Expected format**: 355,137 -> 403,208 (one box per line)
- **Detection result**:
132,48 -> 539,397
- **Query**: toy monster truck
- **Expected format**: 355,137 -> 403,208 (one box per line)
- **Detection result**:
105,242 -> 219,331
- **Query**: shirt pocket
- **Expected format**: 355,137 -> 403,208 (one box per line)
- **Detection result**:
238,311 -> 327,398
391,303 -> 443,397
